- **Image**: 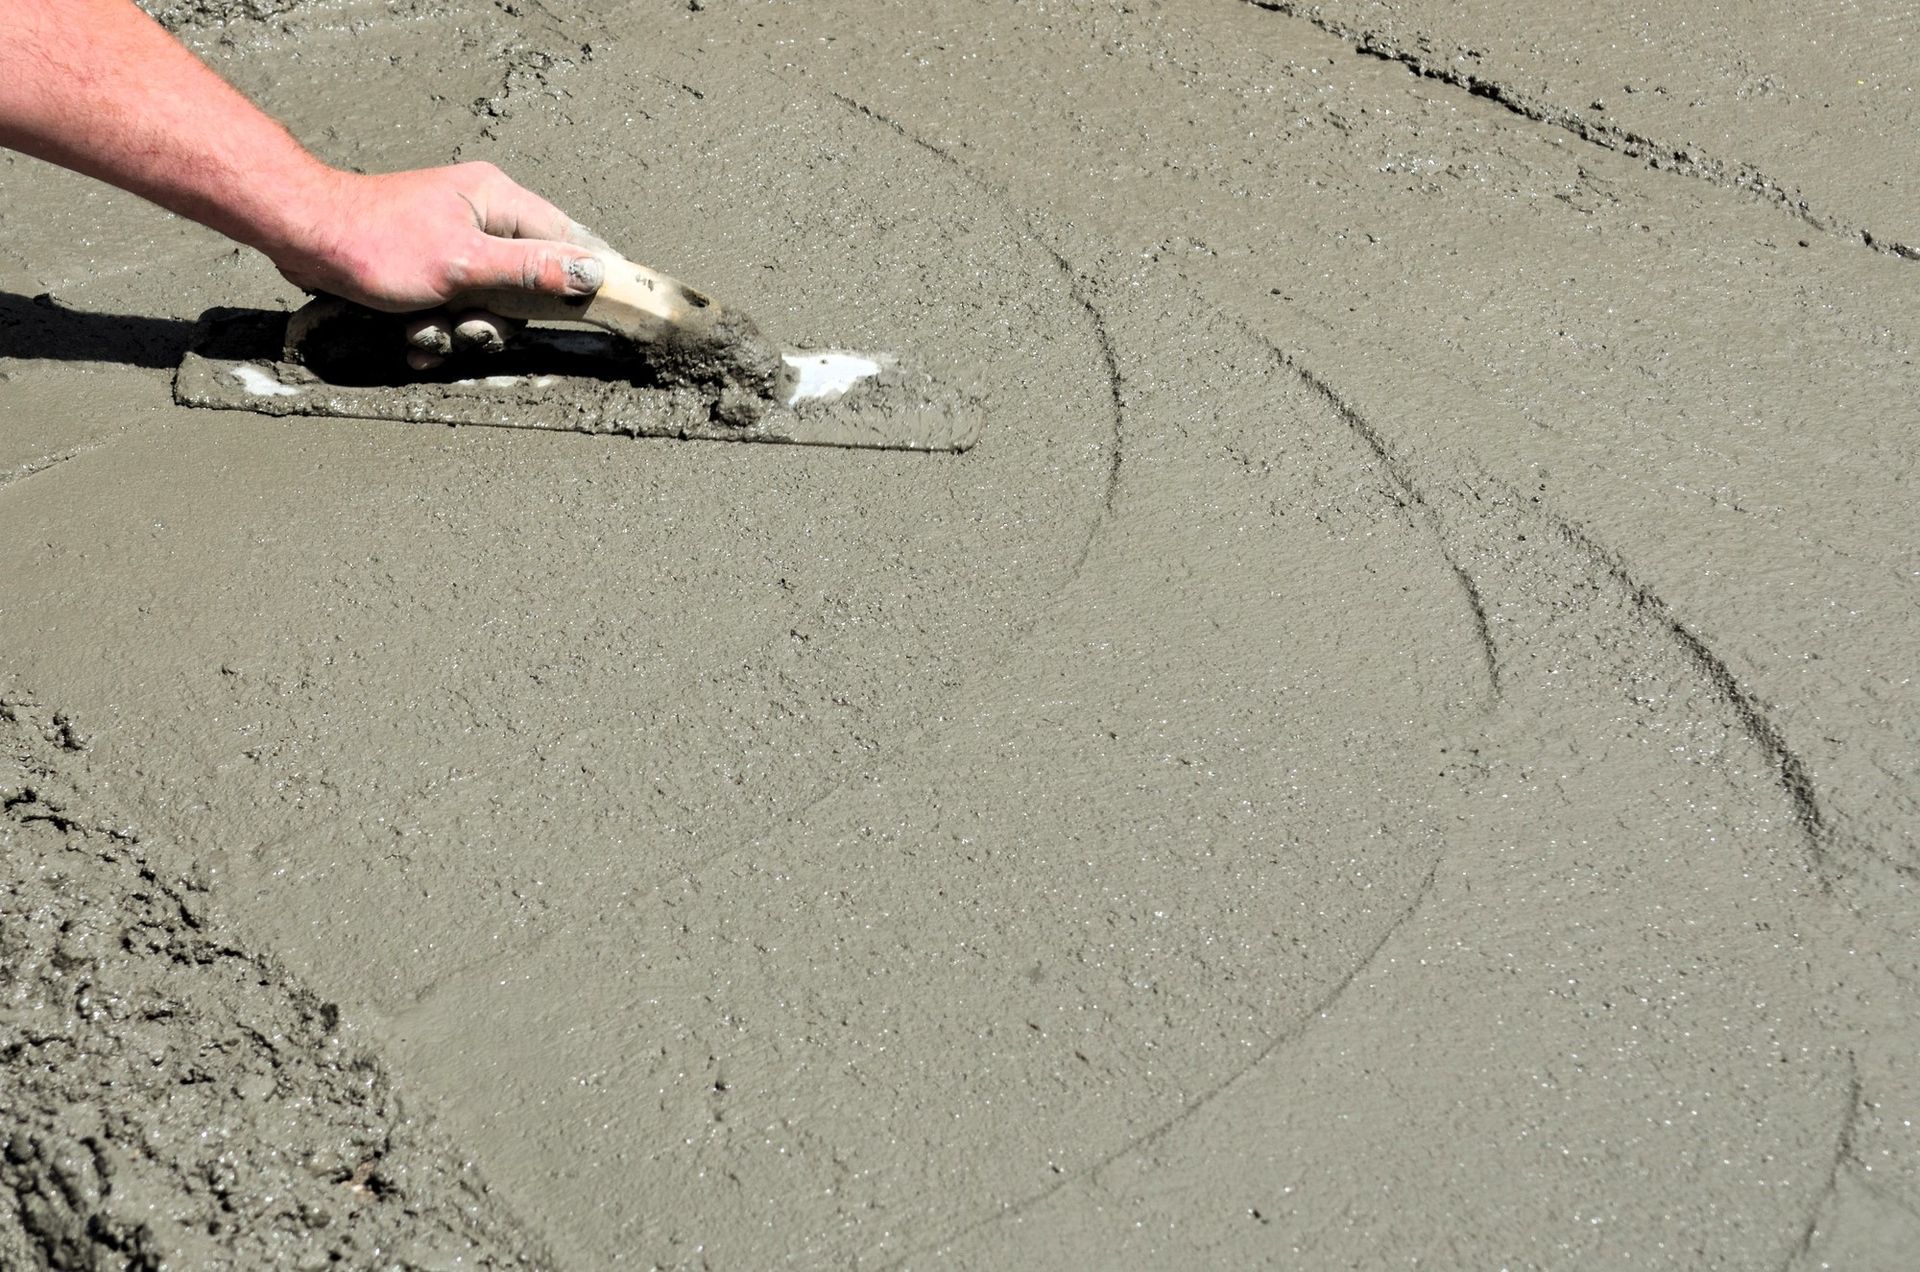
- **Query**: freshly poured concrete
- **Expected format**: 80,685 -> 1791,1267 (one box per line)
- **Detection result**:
3,0 -> 1916,1267
1,689 -> 551,1270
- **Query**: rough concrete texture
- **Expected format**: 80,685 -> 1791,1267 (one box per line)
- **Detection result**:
3,0 -> 1916,1268
0,688 -> 551,1270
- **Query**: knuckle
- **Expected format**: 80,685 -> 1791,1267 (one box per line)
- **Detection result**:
449,161 -> 505,202
440,252 -> 477,293
521,251 -> 555,292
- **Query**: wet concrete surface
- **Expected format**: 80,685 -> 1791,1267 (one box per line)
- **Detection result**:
3,0 -> 1916,1267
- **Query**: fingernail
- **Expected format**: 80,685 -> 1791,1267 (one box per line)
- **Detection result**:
566,255 -> 605,294
455,318 -> 506,354
408,324 -> 453,355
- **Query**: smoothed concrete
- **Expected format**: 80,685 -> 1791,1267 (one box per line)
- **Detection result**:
3,0 -> 1914,1266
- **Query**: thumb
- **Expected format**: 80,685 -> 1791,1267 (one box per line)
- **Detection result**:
456,236 -> 605,298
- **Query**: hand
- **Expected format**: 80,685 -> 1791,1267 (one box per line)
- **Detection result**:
272,161 -> 610,370
4,3 -> 614,372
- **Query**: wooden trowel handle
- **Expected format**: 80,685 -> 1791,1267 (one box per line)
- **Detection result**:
454,253 -> 719,344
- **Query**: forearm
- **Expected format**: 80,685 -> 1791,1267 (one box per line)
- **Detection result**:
2,0 -> 598,316
0,0 -> 340,266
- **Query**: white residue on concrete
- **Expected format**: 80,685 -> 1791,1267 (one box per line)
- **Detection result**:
785,351 -> 883,404
231,365 -> 302,397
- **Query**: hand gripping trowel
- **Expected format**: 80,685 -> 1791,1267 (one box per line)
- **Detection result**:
174,249 -> 980,452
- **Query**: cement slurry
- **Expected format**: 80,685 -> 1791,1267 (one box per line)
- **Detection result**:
3,0 -> 1916,1267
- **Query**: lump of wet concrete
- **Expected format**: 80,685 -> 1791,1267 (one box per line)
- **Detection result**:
140,0 -> 306,28
0,691 -> 552,1271
644,309 -> 798,426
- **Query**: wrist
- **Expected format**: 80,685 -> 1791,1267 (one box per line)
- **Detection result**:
242,160 -> 358,289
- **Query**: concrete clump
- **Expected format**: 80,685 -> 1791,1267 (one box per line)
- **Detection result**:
0,692 -> 550,1271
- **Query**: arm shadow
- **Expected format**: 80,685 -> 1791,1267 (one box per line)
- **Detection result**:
0,291 -> 197,371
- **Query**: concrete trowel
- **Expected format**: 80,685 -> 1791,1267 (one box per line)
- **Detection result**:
174,249 -> 980,452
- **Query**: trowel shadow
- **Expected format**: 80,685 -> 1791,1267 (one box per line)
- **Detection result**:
0,291 -> 195,371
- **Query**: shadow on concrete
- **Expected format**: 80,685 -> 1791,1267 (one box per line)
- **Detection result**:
0,291 -> 195,371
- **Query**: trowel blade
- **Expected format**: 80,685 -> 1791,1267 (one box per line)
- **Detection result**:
783,350 -> 886,405
173,308 -> 981,453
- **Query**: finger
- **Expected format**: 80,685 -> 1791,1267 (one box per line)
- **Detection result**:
470,172 -> 576,243
451,309 -> 520,354
406,348 -> 445,371
452,235 -> 605,298
405,315 -> 454,356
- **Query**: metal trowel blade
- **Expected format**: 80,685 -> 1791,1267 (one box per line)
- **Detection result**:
173,308 -> 981,453
784,350 -> 886,405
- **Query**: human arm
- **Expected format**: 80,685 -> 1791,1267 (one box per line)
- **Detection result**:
0,0 -> 602,360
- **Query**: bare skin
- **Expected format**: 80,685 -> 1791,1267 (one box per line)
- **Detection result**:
0,0 -> 602,368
